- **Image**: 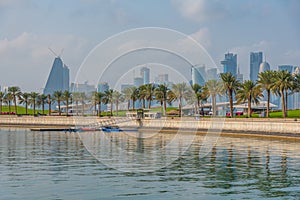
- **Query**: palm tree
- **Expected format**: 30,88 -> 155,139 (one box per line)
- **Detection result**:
19,92 -> 30,115
37,94 -> 47,114
169,82 -> 191,116
236,80 -> 262,117
72,92 -> 81,116
142,84 -> 156,109
8,86 -> 21,115
204,80 -> 223,116
4,93 -> 13,113
0,92 -> 4,114
122,86 -> 138,110
104,89 -> 114,116
220,72 -> 240,117
154,84 -> 169,116
112,90 -> 123,116
94,92 -> 105,117
272,70 -> 293,117
192,84 -> 208,115
80,92 -> 87,116
122,87 -> 133,110
30,92 -> 39,115
47,94 -> 52,116
257,70 -> 275,117
138,85 -> 146,108
63,91 -> 72,116
53,91 -> 63,116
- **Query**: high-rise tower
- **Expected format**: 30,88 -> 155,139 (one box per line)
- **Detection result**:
250,52 -> 263,82
43,57 -> 69,95
221,53 -> 237,77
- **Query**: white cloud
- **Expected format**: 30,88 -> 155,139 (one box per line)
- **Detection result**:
171,0 -> 228,22
0,32 -> 90,92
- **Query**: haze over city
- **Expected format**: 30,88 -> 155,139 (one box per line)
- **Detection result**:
0,0 -> 299,92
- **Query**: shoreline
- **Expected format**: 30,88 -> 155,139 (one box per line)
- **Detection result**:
0,115 -> 300,140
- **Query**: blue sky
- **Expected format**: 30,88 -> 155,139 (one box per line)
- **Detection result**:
0,0 -> 299,92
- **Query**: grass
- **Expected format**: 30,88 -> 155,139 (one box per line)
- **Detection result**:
0,105 -> 48,115
234,109 -> 300,118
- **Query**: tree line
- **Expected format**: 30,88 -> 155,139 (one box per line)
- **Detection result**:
0,70 -> 299,118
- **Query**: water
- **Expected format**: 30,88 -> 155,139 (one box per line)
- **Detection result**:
0,128 -> 300,199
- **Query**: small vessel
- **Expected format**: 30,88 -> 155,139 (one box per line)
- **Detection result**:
101,126 -> 120,132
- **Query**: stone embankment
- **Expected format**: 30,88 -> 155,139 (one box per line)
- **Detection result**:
0,116 -> 300,135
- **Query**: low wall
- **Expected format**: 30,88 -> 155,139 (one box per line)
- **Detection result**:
0,116 -> 299,134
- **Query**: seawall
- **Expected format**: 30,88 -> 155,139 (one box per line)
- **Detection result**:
0,116 -> 300,135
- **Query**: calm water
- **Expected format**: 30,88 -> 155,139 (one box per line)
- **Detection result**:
1,128 -> 300,200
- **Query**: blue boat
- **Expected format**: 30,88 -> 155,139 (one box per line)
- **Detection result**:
101,126 -> 121,132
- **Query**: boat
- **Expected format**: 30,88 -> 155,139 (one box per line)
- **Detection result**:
101,126 -> 120,132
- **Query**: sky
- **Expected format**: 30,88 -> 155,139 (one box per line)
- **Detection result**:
0,0 -> 300,92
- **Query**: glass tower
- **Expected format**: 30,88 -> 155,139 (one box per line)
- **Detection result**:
221,53 -> 237,77
44,57 -> 69,95
250,52 -> 263,82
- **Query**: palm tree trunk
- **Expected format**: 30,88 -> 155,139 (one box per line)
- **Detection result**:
267,90 -> 270,117
281,90 -> 286,118
25,102 -> 28,115
148,98 -> 151,109
76,101 -> 78,116
42,104 -> 45,114
116,101 -> 119,116
48,102 -> 51,116
66,100 -> 69,116
58,100 -> 61,116
98,102 -> 101,117
248,96 -> 251,117
127,100 -> 130,110
132,99 -> 135,110
0,101 -> 2,114
110,101 -> 113,116
178,97 -> 182,117
229,90 -> 233,117
94,102 -> 97,116
285,90 -> 288,117
163,99 -> 167,116
33,102 -> 35,115
14,98 -> 17,115
212,94 -> 217,116
8,102 -> 11,113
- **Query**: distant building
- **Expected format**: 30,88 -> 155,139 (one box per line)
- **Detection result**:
44,57 -> 69,95
191,65 -> 206,86
134,77 -> 143,87
97,82 -> 109,93
70,81 -> 95,94
250,52 -> 263,82
278,65 -> 293,73
206,68 -> 218,80
259,61 -> 270,74
236,68 -> 243,83
221,53 -> 237,77
140,67 -> 150,85
121,84 -> 133,92
154,74 -> 169,84
293,66 -> 300,109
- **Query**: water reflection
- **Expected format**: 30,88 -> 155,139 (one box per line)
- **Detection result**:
0,128 -> 300,199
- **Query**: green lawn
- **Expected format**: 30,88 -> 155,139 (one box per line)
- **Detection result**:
235,109 -> 300,118
0,105 -> 48,115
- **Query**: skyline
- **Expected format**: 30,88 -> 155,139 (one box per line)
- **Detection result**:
0,0 -> 300,92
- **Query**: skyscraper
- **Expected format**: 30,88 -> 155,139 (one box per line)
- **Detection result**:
134,77 -> 143,87
44,57 -> 69,95
97,82 -> 109,93
206,68 -> 218,80
250,52 -> 263,82
221,53 -> 237,77
140,67 -> 150,85
191,65 -> 206,86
